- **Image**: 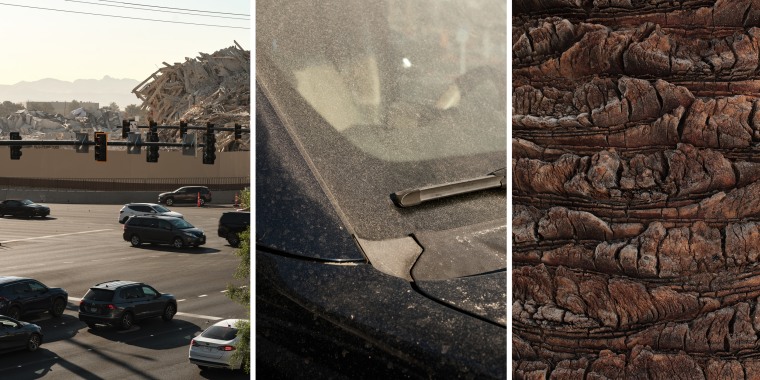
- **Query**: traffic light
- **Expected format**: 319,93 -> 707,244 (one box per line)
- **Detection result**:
203,123 -> 216,165
147,120 -> 159,163
94,132 -> 107,162
179,120 -> 188,137
9,132 -> 21,160
121,119 -> 129,138
234,123 -> 241,140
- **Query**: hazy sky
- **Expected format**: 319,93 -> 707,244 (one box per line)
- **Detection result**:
0,0 -> 250,84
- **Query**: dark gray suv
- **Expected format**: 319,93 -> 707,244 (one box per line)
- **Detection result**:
0,277 -> 68,320
218,211 -> 250,247
78,280 -> 177,330
123,215 -> 206,248
158,186 -> 212,206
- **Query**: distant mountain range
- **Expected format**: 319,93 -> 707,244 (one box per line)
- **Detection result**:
0,76 -> 142,109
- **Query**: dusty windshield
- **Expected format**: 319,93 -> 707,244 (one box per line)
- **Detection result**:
257,0 -> 506,239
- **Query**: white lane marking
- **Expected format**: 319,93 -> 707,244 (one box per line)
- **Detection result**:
198,295 -> 207,298
68,296 -> 225,321
176,312 -> 222,320
0,229 -> 113,244
177,299 -> 186,302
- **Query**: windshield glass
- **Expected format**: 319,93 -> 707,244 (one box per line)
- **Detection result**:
257,0 -> 506,239
169,218 -> 194,229
21,200 -> 34,205
153,205 -> 170,213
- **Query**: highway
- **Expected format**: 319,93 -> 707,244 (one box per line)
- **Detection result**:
0,203 -> 250,380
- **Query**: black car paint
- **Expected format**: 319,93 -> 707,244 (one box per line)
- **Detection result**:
0,200 -> 50,218
0,316 -> 42,354
218,211 -> 250,247
0,277 -> 68,320
158,186 -> 212,205
122,216 -> 205,248
77,281 -> 176,329
255,86 -> 506,378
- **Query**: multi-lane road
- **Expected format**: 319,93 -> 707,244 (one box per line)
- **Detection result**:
0,203 -> 249,379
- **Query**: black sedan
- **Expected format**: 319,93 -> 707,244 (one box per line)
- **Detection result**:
0,200 -> 50,218
256,1 -> 506,378
0,315 -> 43,353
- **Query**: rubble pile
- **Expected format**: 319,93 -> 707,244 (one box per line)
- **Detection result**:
132,42 -> 250,151
0,108 -> 122,142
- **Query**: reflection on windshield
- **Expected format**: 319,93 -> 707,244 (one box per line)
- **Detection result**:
257,0 -> 506,162
169,219 -> 193,229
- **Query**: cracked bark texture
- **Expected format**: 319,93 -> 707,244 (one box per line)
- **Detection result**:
513,1 -> 760,378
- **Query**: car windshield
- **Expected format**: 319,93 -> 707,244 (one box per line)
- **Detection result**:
201,325 -> 239,341
21,200 -> 34,205
153,205 -> 170,213
257,0 -> 506,239
168,218 -> 194,229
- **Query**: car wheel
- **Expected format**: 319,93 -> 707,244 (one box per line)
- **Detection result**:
165,198 -> 174,206
130,234 -> 142,247
172,237 -> 184,249
199,198 -> 206,206
50,298 -> 66,317
162,303 -> 176,321
119,312 -> 134,330
227,233 -> 240,248
26,333 -> 41,352
8,306 -> 21,320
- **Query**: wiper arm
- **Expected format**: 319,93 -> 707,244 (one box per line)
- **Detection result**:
391,168 -> 505,208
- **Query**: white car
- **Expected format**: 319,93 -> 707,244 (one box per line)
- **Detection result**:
118,203 -> 184,224
189,319 -> 245,370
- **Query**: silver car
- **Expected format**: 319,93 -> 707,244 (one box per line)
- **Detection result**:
189,319 -> 244,370
118,203 -> 183,224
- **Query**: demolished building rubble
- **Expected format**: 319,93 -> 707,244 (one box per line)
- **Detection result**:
0,108 -> 122,142
132,41 -> 250,152
0,42 -> 250,152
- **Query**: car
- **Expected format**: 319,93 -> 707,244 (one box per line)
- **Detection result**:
188,319 -> 245,370
122,215 -> 206,248
218,211 -> 250,247
158,186 -> 212,206
0,277 -> 68,320
256,1 -> 506,378
0,199 -> 50,218
0,315 -> 43,353
77,280 -> 177,330
118,203 -> 184,224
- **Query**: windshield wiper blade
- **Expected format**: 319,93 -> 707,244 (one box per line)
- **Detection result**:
391,168 -> 505,208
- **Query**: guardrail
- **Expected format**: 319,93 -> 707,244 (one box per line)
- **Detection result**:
0,177 -> 250,191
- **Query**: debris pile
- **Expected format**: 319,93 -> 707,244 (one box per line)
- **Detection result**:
0,108 -> 122,141
132,42 -> 250,151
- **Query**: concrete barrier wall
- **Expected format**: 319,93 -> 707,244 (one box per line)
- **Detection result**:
0,147 -> 250,178
0,189 -> 243,205
0,147 -> 250,204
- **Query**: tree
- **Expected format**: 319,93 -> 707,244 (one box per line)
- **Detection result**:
124,104 -> 146,121
0,101 -> 23,116
109,102 -> 120,112
226,187 -> 250,373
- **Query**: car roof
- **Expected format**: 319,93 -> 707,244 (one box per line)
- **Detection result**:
130,215 -> 182,220
125,203 -> 162,206
211,319 -> 246,328
0,276 -> 30,285
92,280 -> 141,289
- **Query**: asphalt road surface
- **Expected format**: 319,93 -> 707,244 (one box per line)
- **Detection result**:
0,203 -> 250,380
